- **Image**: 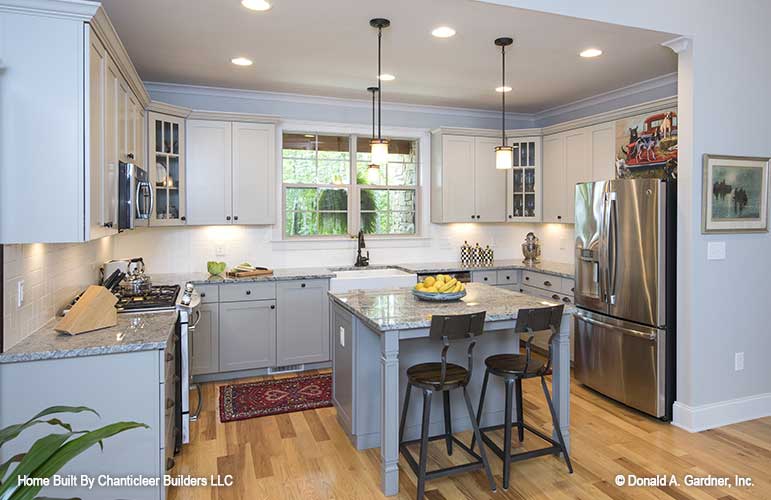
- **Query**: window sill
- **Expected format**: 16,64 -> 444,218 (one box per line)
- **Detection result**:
271,235 -> 431,251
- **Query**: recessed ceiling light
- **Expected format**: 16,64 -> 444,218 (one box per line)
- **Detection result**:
378,73 -> 395,81
231,57 -> 253,66
432,26 -> 456,38
303,134 -> 315,138
495,86 -> 512,92
580,48 -> 603,58
241,0 -> 271,11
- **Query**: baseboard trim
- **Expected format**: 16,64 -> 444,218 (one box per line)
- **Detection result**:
672,393 -> 771,432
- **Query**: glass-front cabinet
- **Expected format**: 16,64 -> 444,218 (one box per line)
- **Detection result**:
148,112 -> 186,225
506,136 -> 541,222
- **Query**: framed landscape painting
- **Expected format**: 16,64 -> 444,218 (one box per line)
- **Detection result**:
702,154 -> 769,233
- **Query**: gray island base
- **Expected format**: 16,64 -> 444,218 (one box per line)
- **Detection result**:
329,283 -> 573,496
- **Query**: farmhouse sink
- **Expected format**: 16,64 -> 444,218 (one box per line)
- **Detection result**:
330,267 -> 417,293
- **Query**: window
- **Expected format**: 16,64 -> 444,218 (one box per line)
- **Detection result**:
282,132 -> 418,238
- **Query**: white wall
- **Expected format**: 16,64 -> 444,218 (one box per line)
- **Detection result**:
2,238 -> 114,349
478,0 -> 771,429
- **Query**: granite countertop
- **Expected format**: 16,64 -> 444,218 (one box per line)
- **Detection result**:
0,311 -> 178,364
329,282 -> 575,333
396,259 -> 575,279
151,267 -> 336,286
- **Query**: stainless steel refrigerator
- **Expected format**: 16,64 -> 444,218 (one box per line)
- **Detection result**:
573,178 -> 676,420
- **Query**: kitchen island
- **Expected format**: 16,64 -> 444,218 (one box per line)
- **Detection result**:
329,283 -> 574,496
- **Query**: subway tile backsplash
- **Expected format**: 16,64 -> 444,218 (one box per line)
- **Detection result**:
2,238 -> 113,349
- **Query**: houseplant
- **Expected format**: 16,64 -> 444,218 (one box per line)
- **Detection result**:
0,405 -> 147,499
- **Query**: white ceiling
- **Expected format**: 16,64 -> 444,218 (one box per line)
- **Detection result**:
99,0 -> 677,113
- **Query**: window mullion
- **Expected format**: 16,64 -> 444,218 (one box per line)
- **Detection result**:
349,134 -> 359,235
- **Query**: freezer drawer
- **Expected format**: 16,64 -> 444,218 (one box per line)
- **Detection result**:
574,309 -> 666,418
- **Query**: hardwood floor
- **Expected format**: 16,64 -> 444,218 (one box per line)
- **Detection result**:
170,370 -> 771,500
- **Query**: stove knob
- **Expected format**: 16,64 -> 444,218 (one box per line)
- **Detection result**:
181,294 -> 191,306
185,282 -> 195,293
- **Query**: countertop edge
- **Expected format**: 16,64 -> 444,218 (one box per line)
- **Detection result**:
0,341 -> 168,364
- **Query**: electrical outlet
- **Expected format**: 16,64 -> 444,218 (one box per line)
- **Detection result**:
215,245 -> 226,257
339,326 -> 345,347
707,241 -> 726,260
735,352 -> 744,371
16,280 -> 24,308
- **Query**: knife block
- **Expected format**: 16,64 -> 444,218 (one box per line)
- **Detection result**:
55,285 -> 117,335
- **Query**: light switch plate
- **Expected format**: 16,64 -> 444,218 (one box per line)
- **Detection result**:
339,326 -> 345,347
707,241 -> 726,260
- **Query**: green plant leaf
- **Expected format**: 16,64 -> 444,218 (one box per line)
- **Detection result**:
0,434 -> 75,498
0,454 -> 25,485
0,407 -> 97,447
8,422 -> 146,500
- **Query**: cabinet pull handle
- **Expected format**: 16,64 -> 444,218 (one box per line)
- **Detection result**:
301,283 -> 306,288
226,216 -> 231,221
562,297 -> 571,304
166,352 -> 173,362
551,294 -> 560,300
544,280 -> 552,287
270,305 -> 275,309
234,216 -> 239,221
245,290 -> 251,295
166,457 -> 175,471
103,222 -> 113,228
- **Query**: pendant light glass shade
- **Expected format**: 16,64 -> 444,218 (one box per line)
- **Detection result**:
495,145 -> 513,170
370,139 -> 389,166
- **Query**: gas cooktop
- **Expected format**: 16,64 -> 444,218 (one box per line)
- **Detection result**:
115,284 -> 181,312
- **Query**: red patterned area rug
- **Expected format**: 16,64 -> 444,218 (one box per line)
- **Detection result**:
219,374 -> 332,423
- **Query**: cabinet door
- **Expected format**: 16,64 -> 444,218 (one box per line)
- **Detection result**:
103,58 -> 121,230
149,112 -> 186,225
473,137 -> 507,222
440,135 -> 476,222
590,122 -> 616,181
219,300 -> 276,371
117,80 -> 129,163
276,280 -> 330,365
564,129 -> 591,224
506,137 -> 541,222
232,122 -> 275,224
191,303 -> 219,375
186,120 -> 232,225
542,133 -> 566,223
126,93 -> 138,162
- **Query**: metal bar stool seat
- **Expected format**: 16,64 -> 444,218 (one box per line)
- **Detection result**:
471,305 -> 573,490
399,312 -> 497,500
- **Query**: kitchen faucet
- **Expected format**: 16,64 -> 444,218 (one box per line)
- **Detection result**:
354,230 -> 370,267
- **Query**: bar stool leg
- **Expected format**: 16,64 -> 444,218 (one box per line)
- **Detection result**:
442,391 -> 453,456
503,378 -> 514,490
470,369 -> 490,452
462,387 -> 497,492
399,383 -> 412,445
417,389 -> 433,500
515,378 -> 524,442
541,376 -> 573,474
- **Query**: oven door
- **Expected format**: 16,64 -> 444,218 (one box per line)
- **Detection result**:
179,295 -> 202,445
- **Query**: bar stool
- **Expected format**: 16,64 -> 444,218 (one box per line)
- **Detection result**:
399,312 -> 497,500
471,305 -> 573,490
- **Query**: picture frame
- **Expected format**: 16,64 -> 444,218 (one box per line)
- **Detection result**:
702,154 -> 770,233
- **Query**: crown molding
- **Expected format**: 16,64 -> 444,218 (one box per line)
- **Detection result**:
0,0 -> 97,19
147,100 -> 192,118
89,6 -> 150,107
188,109 -> 280,124
540,95 -> 677,136
662,37 -> 691,54
144,81 -> 532,122
534,72 -> 677,124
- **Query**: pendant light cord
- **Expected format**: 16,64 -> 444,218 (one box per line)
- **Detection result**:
377,26 -> 383,141
501,44 -> 506,147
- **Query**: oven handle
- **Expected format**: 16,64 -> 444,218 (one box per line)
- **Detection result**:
190,384 -> 203,421
189,309 -> 202,330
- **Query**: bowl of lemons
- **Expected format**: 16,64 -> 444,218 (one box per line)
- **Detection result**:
412,274 -> 467,301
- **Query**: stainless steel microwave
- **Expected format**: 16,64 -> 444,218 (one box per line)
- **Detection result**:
118,161 -> 152,230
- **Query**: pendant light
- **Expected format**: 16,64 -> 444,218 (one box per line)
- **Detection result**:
370,18 -> 390,166
366,86 -> 382,183
494,37 -> 514,170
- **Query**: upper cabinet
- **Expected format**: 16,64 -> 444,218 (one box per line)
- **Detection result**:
506,136 -> 542,222
149,112 -> 187,225
431,132 -> 506,223
0,5 -> 150,243
186,119 -> 276,226
542,122 -> 615,224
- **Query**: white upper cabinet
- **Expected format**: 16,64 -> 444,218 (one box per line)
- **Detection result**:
431,132 -> 506,223
473,137 -> 507,222
589,122 -> 616,181
232,122 -> 276,225
186,120 -> 276,226
149,112 -> 186,225
506,136 -> 542,222
564,129 -> 592,223
0,5 -> 149,243
542,133 -> 567,223
186,120 -> 233,225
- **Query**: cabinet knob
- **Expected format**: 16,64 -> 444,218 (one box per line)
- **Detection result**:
544,280 -> 552,287
245,290 -> 251,295
551,294 -> 560,300
508,215 -> 512,219
562,297 -> 571,304
103,222 -> 113,228
234,216 -> 239,221
270,305 -> 275,309
181,216 -> 186,221
557,216 -> 562,220
505,276 -> 510,280
525,276 -> 529,281
200,292 -> 206,298
483,277 -> 488,281
471,215 -> 475,219
301,283 -> 306,288
226,216 -> 231,221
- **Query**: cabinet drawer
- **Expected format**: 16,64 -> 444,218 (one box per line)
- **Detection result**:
496,269 -> 519,285
219,282 -> 276,302
522,271 -> 559,291
561,278 -> 575,296
197,284 -> 219,304
472,271 -> 497,285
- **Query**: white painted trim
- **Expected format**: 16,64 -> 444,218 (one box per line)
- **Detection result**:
144,81 -> 532,122
147,100 -> 192,118
187,109 -> 280,123
0,0 -> 97,19
662,37 -> 691,54
672,393 -> 771,433
534,72 -> 677,123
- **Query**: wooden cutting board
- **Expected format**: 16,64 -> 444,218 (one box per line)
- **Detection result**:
226,269 -> 274,278
55,285 -> 117,335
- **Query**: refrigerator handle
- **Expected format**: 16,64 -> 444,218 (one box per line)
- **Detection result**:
607,192 -> 618,305
600,192 -> 610,303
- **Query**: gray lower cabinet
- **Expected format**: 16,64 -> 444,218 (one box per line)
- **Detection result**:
219,300 -> 277,371
276,279 -> 330,365
191,302 -> 219,375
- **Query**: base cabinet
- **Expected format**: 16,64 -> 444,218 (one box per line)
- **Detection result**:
219,300 -> 277,371
276,280 -> 330,365
191,302 -> 219,375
